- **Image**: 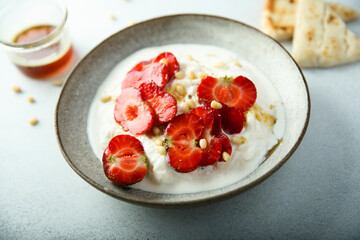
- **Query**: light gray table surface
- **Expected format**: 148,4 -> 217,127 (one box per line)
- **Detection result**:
1,0 -> 359,239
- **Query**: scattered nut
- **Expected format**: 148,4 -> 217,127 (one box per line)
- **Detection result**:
186,55 -> 194,61
11,85 -> 22,93
233,61 -> 242,67
175,71 -> 185,79
181,103 -> 190,114
27,96 -> 35,103
101,96 -> 112,103
156,146 -> 166,155
222,152 -> 231,162
214,62 -> 226,68
210,100 -> 222,109
175,84 -> 186,96
198,72 -> 208,79
199,139 -> 207,149
52,79 -> 63,87
232,136 -> 247,145
159,58 -> 168,65
29,117 -> 38,126
187,71 -> 196,80
154,138 -> 163,146
269,104 -> 275,110
152,127 -> 161,136
186,99 -> 196,109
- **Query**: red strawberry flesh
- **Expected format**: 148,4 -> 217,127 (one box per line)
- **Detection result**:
139,81 -> 177,124
103,135 -> 147,186
221,105 -> 245,134
190,107 -> 222,166
197,75 -> 257,111
217,132 -> 232,162
114,88 -> 154,135
165,113 -> 204,172
122,52 -> 179,90
122,62 -> 168,89
153,52 -> 179,79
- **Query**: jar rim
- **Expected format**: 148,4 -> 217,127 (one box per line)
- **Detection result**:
0,0 -> 68,49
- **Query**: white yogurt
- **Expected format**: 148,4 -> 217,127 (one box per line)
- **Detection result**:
87,44 -> 285,194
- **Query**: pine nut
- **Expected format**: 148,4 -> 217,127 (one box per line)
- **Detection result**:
27,96 -> 35,103
29,117 -> 38,126
222,152 -> 231,162
181,103 -> 190,113
156,146 -> 166,155
199,139 -> 207,149
52,79 -> 63,86
154,138 -> 163,146
232,136 -> 247,145
186,99 -> 196,109
186,55 -> 194,61
233,61 -> 242,67
11,85 -> 22,93
210,100 -> 222,109
176,84 -> 186,96
175,71 -> 185,79
101,96 -> 112,103
153,127 -> 161,135
214,62 -> 226,68
198,72 -> 208,79
159,58 -> 168,65
187,71 -> 196,80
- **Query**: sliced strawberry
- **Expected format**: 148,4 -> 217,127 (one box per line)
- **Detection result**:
122,52 -> 179,90
190,106 -> 214,127
217,132 -> 232,162
199,137 -> 222,166
139,81 -> 177,124
103,135 -> 147,186
221,105 -> 245,134
164,113 -> 204,172
114,88 -> 154,135
197,75 -> 257,111
122,61 -> 168,89
190,107 -> 222,166
153,52 -> 179,79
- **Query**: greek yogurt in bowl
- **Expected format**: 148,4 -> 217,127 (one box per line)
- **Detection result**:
87,44 -> 285,194
56,14 -> 310,207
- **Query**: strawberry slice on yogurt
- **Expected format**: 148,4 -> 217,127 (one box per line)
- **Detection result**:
139,81 -> 177,124
190,107 -> 222,166
164,113 -> 204,173
122,52 -> 179,89
198,75 -> 257,111
114,88 -> 155,135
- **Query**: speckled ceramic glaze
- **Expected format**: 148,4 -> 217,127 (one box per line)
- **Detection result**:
55,14 -> 310,207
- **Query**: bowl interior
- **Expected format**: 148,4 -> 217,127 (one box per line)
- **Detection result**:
56,14 -> 310,207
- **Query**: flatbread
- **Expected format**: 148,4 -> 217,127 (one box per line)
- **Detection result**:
261,0 -> 358,40
328,3 -> 359,22
292,0 -> 360,68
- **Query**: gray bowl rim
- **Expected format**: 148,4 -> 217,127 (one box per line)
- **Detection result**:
55,13 -> 311,208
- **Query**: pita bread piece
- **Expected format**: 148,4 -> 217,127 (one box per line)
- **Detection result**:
292,0 -> 360,68
261,0 -> 359,41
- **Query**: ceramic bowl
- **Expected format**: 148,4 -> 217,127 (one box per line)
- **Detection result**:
55,14 -> 310,207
